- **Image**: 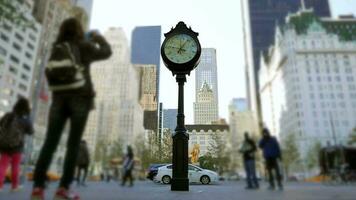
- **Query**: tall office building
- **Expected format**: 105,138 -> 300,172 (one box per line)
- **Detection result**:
131,26 -> 161,104
194,82 -> 219,124
0,1 -> 41,116
259,10 -> 356,157
84,28 -> 144,154
163,109 -> 178,132
242,0 -> 331,125
73,0 -> 93,23
195,48 -> 219,106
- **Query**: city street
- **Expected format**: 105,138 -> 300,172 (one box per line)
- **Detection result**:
0,180 -> 355,200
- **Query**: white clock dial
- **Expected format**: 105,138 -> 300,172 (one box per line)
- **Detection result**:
164,34 -> 198,64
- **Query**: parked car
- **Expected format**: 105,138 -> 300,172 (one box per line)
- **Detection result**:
146,163 -> 168,181
154,164 -> 219,185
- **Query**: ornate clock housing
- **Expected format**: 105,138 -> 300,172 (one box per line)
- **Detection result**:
161,22 -> 201,75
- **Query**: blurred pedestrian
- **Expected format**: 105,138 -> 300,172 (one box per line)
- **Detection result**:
0,97 -> 34,192
259,128 -> 283,190
121,146 -> 134,187
239,132 -> 259,189
76,140 -> 90,187
31,17 -> 112,200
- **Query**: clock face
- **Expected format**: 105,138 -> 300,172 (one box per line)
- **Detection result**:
163,34 -> 198,64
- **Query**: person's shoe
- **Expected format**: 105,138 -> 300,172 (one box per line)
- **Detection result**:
278,185 -> 284,191
31,187 -> 45,200
267,186 -> 275,190
54,188 -> 80,200
245,186 -> 254,190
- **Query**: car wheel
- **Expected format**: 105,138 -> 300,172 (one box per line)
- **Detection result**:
201,175 -> 210,185
162,175 -> 171,184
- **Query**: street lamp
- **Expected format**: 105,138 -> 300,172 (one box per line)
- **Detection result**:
161,21 -> 201,191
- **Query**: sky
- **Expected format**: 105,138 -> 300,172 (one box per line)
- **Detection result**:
90,0 -> 356,124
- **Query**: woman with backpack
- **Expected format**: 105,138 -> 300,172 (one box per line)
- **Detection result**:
31,18 -> 112,200
0,97 -> 34,192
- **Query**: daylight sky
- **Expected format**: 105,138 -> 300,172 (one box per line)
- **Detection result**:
90,0 -> 356,124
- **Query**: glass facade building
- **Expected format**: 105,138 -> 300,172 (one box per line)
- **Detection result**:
131,26 -> 161,103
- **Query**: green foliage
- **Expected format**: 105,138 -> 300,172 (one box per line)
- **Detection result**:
281,133 -> 301,177
0,0 -> 34,29
135,129 -> 173,171
198,153 -> 217,171
347,128 -> 356,145
305,141 -> 322,170
207,132 -> 230,174
94,139 -> 123,168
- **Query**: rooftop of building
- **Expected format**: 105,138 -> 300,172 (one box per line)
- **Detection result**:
285,9 -> 356,41
186,124 -> 229,132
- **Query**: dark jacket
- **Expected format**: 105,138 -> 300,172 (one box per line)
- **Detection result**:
259,136 -> 281,159
77,142 -> 90,166
0,113 -> 34,153
53,35 -> 112,98
240,138 -> 257,161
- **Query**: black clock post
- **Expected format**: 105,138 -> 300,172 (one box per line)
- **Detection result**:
161,21 -> 201,191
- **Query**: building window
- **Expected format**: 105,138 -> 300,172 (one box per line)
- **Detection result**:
27,43 -> 34,50
23,64 -> 31,71
10,55 -> 19,64
9,66 -> 17,74
15,33 -> 24,42
347,77 -> 354,82
0,46 -> 6,56
0,33 -> 9,42
19,83 -> 27,91
13,43 -> 22,52
29,34 -> 36,41
21,74 -> 29,81
25,52 -> 32,59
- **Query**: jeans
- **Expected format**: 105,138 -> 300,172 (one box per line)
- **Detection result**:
121,170 -> 133,186
33,96 -> 92,189
244,159 -> 259,188
266,158 -> 283,188
0,152 -> 22,189
76,165 -> 88,185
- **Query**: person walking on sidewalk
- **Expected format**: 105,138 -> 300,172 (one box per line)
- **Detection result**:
239,132 -> 259,189
76,140 -> 90,187
31,17 -> 112,200
0,97 -> 34,192
259,128 -> 283,190
121,146 -> 134,187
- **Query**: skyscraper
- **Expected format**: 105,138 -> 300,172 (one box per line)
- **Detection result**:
242,0 -> 331,125
73,0 -> 93,24
131,26 -> 161,103
195,48 -> 219,106
84,28 -> 144,153
194,82 -> 219,124
163,109 -> 178,132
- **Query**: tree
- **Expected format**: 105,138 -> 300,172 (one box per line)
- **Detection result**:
347,128 -> 356,145
207,132 -> 231,175
198,153 -> 217,171
0,0 -> 34,28
281,133 -> 301,177
160,129 -> 173,163
305,141 -> 322,170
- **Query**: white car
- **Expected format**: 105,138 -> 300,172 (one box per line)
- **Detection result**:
154,164 -> 219,185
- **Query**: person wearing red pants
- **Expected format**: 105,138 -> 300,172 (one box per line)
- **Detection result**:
0,97 -> 34,192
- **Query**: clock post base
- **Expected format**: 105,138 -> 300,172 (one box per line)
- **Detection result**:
171,178 -> 189,191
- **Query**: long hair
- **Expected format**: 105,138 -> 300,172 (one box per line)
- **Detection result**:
13,97 -> 31,116
55,18 -> 84,44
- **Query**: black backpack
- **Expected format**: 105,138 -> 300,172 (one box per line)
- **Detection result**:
0,113 -> 24,150
45,42 -> 85,91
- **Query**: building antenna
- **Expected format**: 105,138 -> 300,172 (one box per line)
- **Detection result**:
301,0 -> 306,10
